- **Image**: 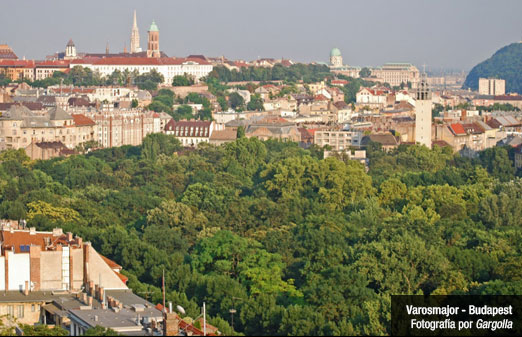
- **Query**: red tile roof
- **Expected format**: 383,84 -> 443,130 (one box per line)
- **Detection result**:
0,230 -> 69,253
72,57 -> 211,66
314,94 -> 329,101
72,114 -> 96,126
449,123 -> 466,135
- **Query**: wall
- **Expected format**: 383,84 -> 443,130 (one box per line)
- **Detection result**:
7,251 -> 30,291
0,301 -> 44,325
88,246 -> 127,290
40,251 -> 62,290
0,257 -> 4,290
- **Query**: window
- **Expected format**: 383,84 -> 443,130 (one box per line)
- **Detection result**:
7,305 -> 14,317
16,305 -> 24,318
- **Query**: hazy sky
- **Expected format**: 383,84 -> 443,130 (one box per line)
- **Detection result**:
1,0 -> 521,71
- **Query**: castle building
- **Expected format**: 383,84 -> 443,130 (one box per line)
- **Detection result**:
328,48 -> 361,78
147,20 -> 160,58
330,48 -> 343,67
414,73 -> 432,148
130,10 -> 142,53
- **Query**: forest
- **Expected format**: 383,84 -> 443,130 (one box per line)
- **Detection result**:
0,135 -> 521,336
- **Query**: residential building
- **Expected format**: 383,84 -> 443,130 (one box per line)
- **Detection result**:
82,109 -> 156,148
244,117 -> 300,142
479,78 -> 505,96
209,127 -> 238,145
0,105 -> 97,151
361,133 -> 400,151
164,119 -> 218,146
314,130 -> 362,151
24,140 -> 75,160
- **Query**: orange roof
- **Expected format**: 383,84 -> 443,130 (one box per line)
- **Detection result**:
114,271 -> 128,284
101,254 -> 122,270
314,94 -> 329,101
72,114 -> 96,126
0,230 -> 67,253
449,123 -> 466,135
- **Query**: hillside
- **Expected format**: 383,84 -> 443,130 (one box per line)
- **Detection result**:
463,42 -> 522,94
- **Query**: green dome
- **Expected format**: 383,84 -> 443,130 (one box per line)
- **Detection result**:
330,48 -> 342,57
149,20 -> 159,32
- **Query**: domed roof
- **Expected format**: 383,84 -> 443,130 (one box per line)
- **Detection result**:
330,48 -> 342,57
149,20 -> 159,32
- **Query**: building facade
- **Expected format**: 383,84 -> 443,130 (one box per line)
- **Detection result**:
371,63 -> 420,87
479,78 -> 505,96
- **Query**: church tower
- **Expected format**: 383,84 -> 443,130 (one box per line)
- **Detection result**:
414,73 -> 432,148
147,20 -> 160,58
130,10 -> 141,53
64,39 -> 77,60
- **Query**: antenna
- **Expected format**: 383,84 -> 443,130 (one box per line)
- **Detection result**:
162,269 -> 166,313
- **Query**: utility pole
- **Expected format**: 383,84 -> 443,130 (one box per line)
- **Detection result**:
162,269 -> 166,313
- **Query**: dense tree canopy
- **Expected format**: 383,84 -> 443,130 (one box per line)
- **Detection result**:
0,134 -> 519,336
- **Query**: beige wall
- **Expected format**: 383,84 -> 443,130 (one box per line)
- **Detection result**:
88,246 -> 127,290
40,251 -> 63,290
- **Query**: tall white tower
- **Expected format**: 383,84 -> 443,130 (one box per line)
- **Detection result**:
415,73 -> 432,148
130,10 -> 141,53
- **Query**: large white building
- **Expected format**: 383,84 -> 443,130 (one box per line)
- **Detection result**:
371,63 -> 420,88
478,78 -> 505,96
70,57 -> 213,84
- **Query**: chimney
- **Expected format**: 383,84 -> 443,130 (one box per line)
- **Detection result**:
52,228 -> 63,236
29,227 -> 36,235
66,232 -> 73,241
94,315 -> 99,322
95,284 -> 100,300
82,292 -> 87,304
99,287 -> 105,302
164,313 -> 180,336
88,296 -> 93,307
461,109 -> 467,121
24,281 -> 29,296
77,237 -> 82,247
89,281 -> 94,296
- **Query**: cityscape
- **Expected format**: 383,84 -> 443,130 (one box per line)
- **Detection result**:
0,1 -> 521,336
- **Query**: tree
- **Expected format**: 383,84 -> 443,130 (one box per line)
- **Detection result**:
131,99 -> 139,108
359,67 -> 371,78
135,69 -> 164,91
172,74 -> 195,86
83,325 -> 119,336
228,92 -> 245,111
246,94 -> 264,111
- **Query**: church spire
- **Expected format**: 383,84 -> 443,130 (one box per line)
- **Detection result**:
130,9 -> 141,53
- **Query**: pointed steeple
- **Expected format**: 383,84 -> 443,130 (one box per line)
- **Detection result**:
130,9 -> 141,53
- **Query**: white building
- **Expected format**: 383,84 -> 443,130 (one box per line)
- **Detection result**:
478,78 -> 505,96
70,57 -> 213,85
164,119 -> 224,147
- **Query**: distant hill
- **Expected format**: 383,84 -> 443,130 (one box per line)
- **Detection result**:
463,42 -> 522,94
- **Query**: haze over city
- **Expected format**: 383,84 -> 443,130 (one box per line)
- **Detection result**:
2,0 -> 521,71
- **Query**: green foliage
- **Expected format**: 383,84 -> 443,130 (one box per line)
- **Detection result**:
207,64 -> 331,84
228,92 -> 245,111
246,94 -> 264,111
463,42 -> 522,94
0,135 -> 519,336
135,69 -> 164,91
83,325 -> 119,336
172,74 -> 195,86
359,67 -> 372,78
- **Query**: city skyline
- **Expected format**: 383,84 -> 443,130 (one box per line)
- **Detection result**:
1,0 -> 521,71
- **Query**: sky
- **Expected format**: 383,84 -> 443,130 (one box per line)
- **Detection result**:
1,0 -> 521,72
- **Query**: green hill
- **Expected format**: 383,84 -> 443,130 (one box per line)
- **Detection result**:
463,42 -> 522,94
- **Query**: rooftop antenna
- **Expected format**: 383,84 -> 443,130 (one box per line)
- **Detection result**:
162,269 -> 166,313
